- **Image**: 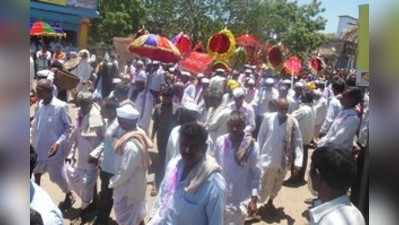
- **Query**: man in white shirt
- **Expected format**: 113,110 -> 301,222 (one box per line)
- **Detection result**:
31,79 -> 74,210
89,98 -> 120,225
30,146 -> 64,225
110,103 -> 153,225
36,45 -> 52,71
287,90 -> 315,184
254,77 -> 279,136
319,78 -> 345,136
318,87 -> 362,152
308,146 -> 365,225
148,61 -> 166,103
257,99 -> 303,211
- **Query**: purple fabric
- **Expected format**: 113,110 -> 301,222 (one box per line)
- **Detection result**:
144,34 -> 158,47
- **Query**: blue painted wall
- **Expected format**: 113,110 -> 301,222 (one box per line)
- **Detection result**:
30,1 -> 98,31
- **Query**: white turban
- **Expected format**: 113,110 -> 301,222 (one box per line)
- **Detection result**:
116,103 -> 140,120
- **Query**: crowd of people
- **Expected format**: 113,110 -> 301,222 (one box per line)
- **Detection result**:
29,44 -> 369,225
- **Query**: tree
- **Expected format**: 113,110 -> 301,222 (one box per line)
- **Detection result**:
89,0 -> 327,57
89,0 -> 146,46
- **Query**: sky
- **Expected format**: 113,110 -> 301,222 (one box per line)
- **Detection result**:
296,0 -> 369,33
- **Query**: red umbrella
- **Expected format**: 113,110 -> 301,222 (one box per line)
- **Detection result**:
236,34 -> 260,48
172,32 -> 192,56
283,56 -> 302,76
308,57 -> 324,74
268,45 -> 283,68
179,51 -> 214,75
128,34 -> 181,63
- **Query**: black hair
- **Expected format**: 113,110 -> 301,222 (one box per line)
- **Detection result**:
344,87 -> 363,106
50,60 -> 64,70
331,77 -> 346,94
177,107 -> 199,125
311,146 -> 356,192
102,97 -> 119,110
30,208 -> 44,225
180,122 -> 208,152
301,90 -> 314,104
30,145 -> 37,177
227,111 -> 246,128
345,74 -> 357,87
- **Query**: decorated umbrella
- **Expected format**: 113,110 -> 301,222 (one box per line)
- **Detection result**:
268,45 -> 284,69
179,51 -> 214,75
236,34 -> 260,48
128,34 -> 181,63
172,32 -> 193,56
308,56 -> 325,74
30,21 -> 64,37
208,28 -> 236,61
283,56 -> 302,76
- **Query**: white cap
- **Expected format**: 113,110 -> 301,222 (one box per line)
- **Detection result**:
282,79 -> 291,85
295,81 -> 304,88
197,73 -> 205,78
201,78 -> 210,84
265,78 -> 274,84
37,69 -> 55,82
183,100 -> 201,113
152,60 -> 160,65
314,89 -> 322,96
136,60 -> 144,65
215,68 -> 225,73
116,103 -> 140,120
244,69 -> 252,74
181,71 -> 191,77
232,87 -> 245,98
113,78 -> 122,84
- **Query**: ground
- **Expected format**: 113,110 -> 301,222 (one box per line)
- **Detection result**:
40,149 -> 314,225
36,104 -> 314,225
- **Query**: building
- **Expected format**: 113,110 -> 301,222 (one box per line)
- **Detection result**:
337,15 -> 358,39
30,0 -> 98,49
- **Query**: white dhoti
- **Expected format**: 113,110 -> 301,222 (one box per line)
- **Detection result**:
114,196 -> 146,225
65,163 -> 97,208
259,167 -> 287,202
34,158 -> 69,193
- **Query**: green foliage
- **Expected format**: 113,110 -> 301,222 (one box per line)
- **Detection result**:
90,0 -> 328,56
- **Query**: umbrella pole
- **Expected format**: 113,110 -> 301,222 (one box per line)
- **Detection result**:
291,74 -> 294,89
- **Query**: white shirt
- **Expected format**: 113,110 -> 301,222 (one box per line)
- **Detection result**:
318,109 -> 360,151
90,119 -> 122,174
30,56 -> 34,89
30,181 -> 64,225
292,103 -> 315,145
313,96 -> 328,126
320,96 -> 342,134
255,87 -> 279,115
309,195 -> 365,225
148,68 -> 166,92
71,59 -> 93,81
31,97 -> 72,161
109,138 -> 147,205
257,113 -> 303,169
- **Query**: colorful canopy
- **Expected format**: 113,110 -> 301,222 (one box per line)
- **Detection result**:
30,21 -> 65,37
128,34 -> 181,63
179,51 -> 214,75
208,28 -> 236,61
172,32 -> 192,56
